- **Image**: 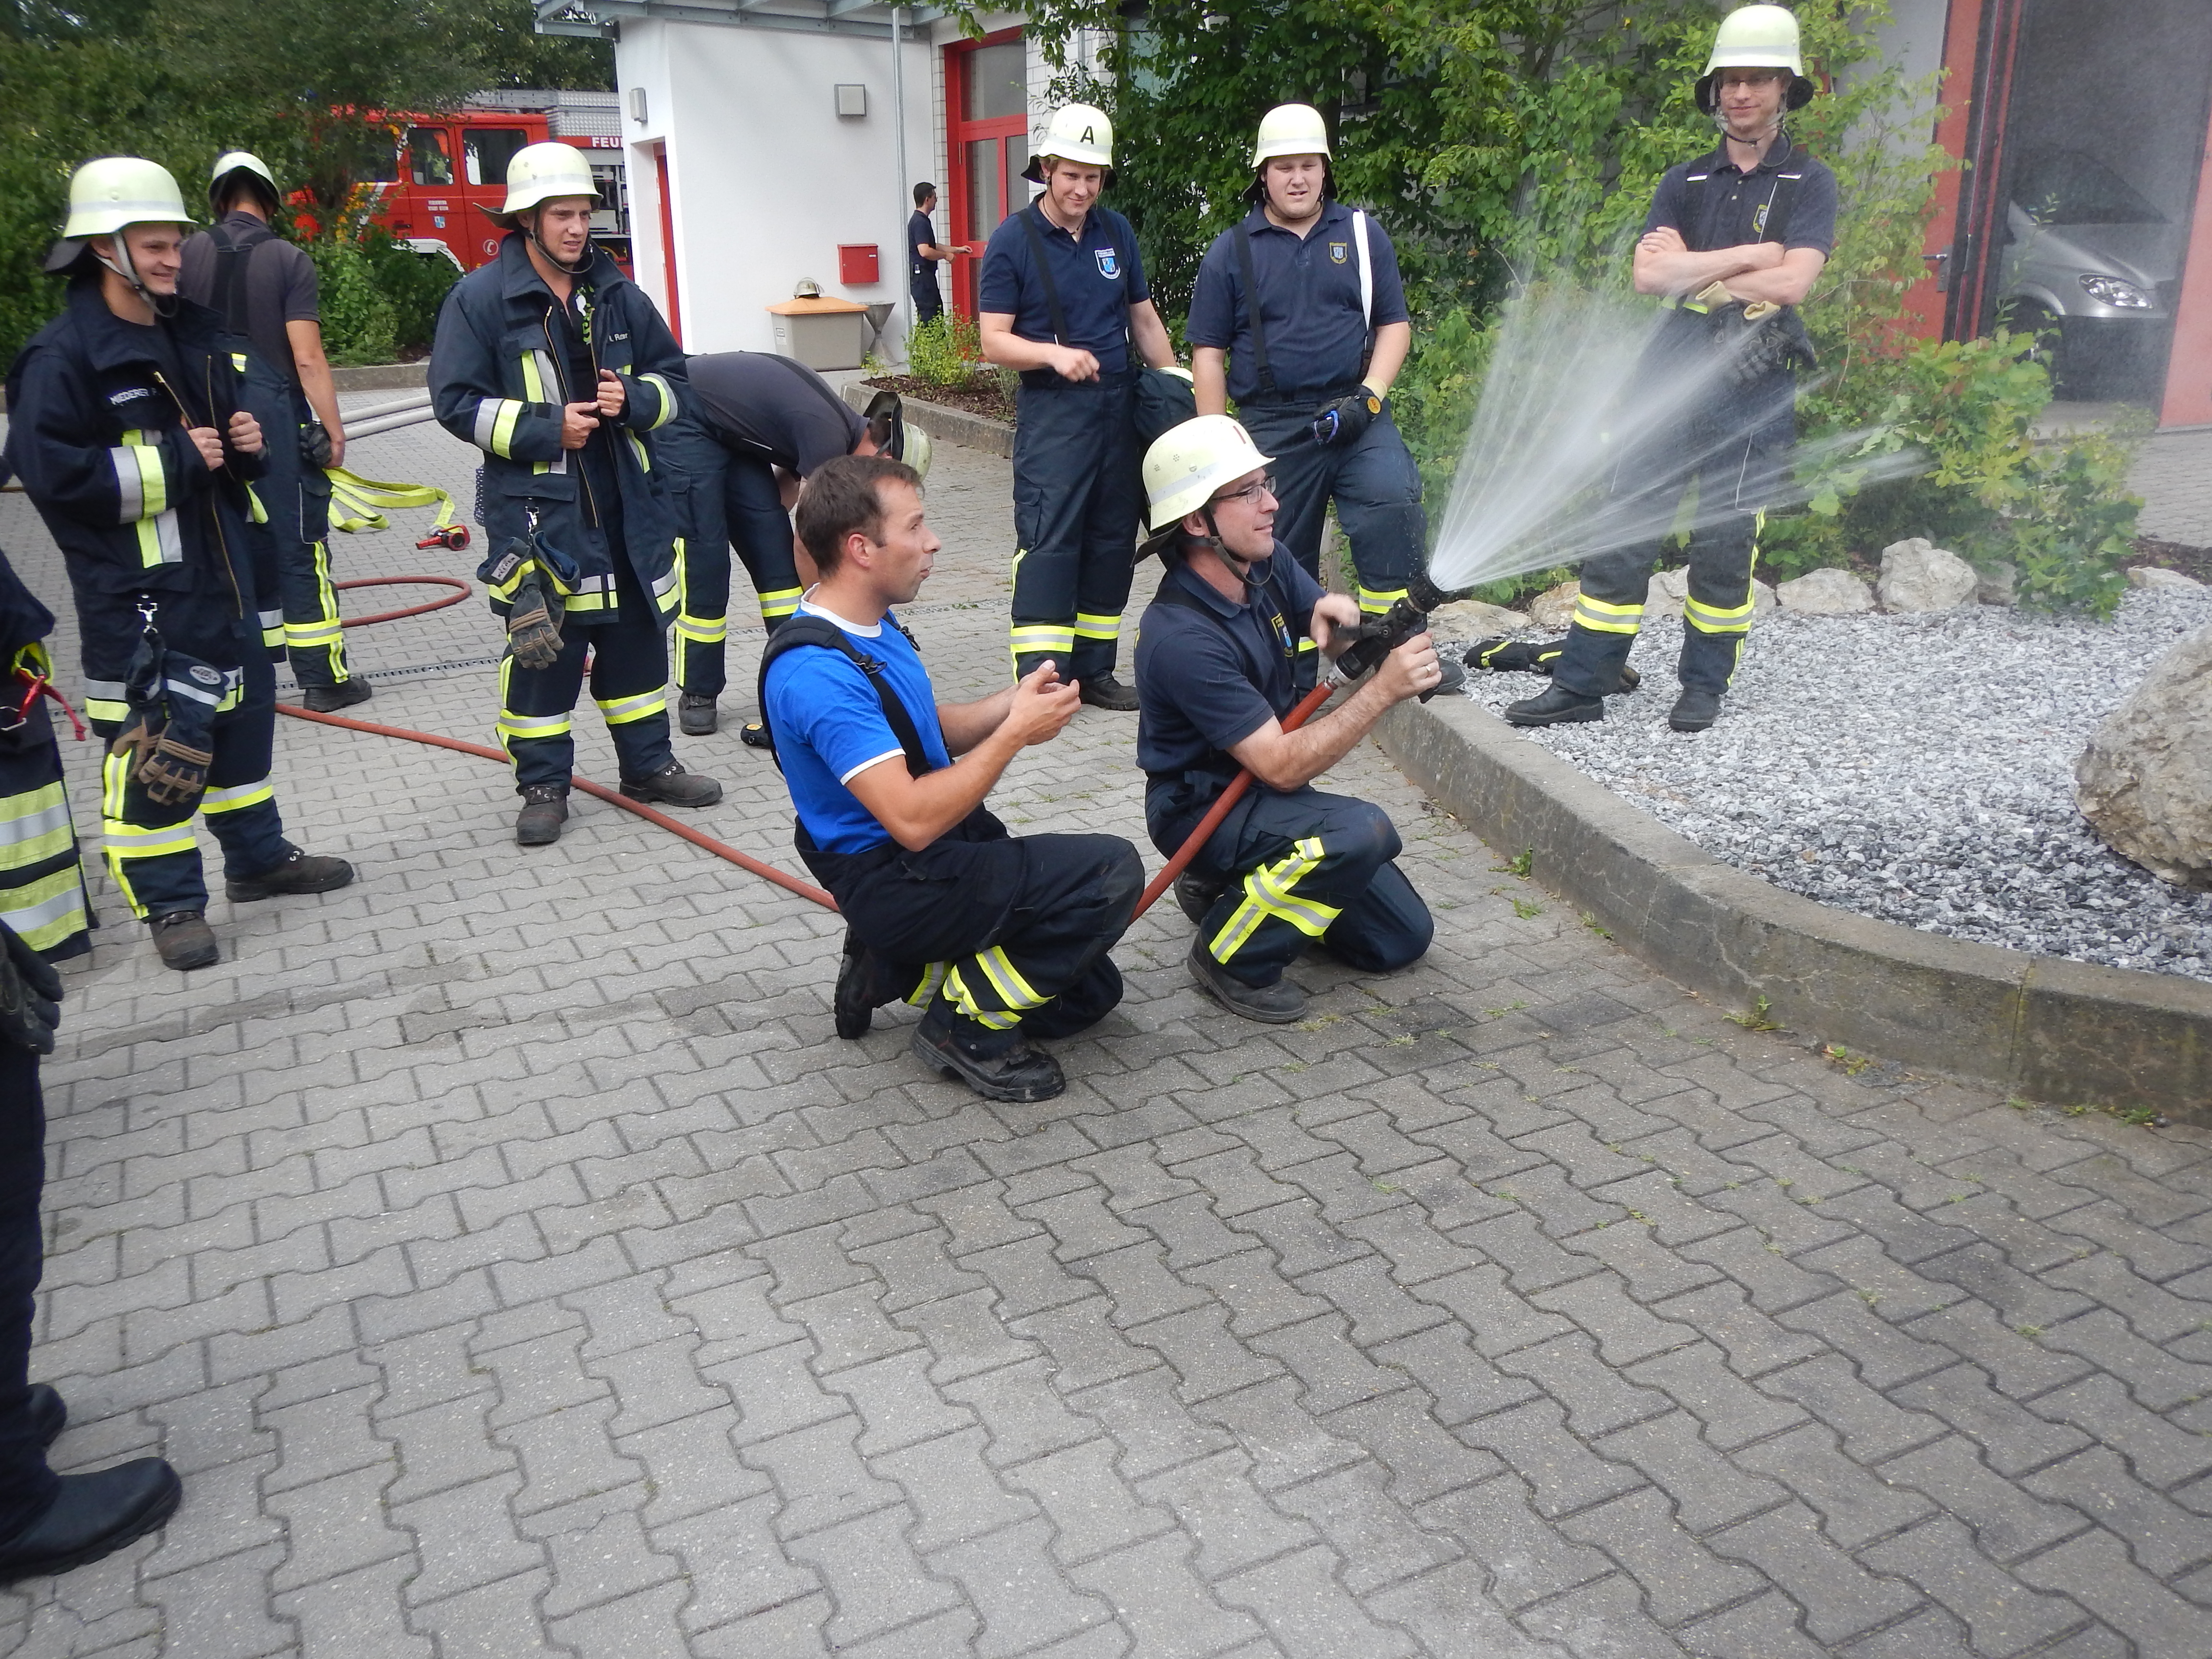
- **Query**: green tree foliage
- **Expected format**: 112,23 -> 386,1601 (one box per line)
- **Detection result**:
0,0 -> 607,363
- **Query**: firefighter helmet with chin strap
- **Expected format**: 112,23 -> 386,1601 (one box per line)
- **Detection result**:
1022,104 -> 1114,182
1245,102 -> 1336,204
1138,415 -> 1274,563
487,142 -> 601,274
43,156 -> 195,308
1696,4 -> 1817,115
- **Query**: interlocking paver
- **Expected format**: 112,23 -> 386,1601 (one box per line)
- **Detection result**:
9,420 -> 2212,1654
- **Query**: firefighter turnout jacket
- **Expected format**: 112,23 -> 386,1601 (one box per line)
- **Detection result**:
4,279 -> 271,724
429,234 -> 685,625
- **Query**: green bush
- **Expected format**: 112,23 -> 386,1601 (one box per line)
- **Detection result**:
305,237 -> 397,366
905,312 -> 984,388
357,227 -> 458,356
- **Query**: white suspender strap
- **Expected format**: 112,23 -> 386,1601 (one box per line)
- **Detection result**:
1353,210 -> 1374,326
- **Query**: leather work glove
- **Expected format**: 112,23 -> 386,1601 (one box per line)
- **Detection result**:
110,712 -> 215,808
1312,388 -> 1382,447
505,565 -> 565,671
0,919 -> 63,1056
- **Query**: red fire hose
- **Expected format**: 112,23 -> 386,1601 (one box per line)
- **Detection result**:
278,575 -> 1320,923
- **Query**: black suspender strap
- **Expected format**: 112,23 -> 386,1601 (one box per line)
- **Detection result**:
755,614 -> 937,779
1016,206 -> 1070,346
1230,224 -> 1279,402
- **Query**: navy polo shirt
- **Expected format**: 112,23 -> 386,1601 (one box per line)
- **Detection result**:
978,202 -> 1149,375
1134,548 -> 1323,781
1187,201 -> 1411,406
1644,134 -> 1839,255
686,351 -> 865,476
907,209 -> 935,283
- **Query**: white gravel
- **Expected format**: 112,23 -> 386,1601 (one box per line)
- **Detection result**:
1441,584 -> 2212,984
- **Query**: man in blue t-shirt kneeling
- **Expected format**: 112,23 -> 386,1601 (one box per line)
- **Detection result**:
761,455 -> 1143,1102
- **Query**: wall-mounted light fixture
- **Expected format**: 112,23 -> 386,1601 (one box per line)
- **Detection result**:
834,84 -> 868,118
628,86 -> 648,124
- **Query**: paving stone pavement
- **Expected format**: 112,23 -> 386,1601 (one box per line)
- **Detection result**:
3,402 -> 2212,1658
2129,426 -> 2212,547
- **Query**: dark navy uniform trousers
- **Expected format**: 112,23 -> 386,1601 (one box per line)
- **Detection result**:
655,413 -> 801,700
1009,373 -> 1143,688
0,1043 -> 56,1544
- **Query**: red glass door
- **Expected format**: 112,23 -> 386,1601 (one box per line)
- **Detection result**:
945,30 -> 1029,318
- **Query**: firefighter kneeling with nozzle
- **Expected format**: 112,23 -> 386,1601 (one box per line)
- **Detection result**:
1133,417 -> 1437,1025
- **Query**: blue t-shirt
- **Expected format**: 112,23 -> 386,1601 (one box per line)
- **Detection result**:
978,202 -> 1150,376
1643,135 -> 1839,256
908,209 -> 936,283
763,599 -> 951,854
1187,201 -> 1412,406
1134,548 -> 1324,781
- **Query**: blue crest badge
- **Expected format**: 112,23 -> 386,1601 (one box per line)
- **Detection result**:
1329,241 -> 1347,264
1095,248 -> 1120,279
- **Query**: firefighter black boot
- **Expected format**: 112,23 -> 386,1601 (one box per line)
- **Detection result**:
677,693 -> 718,736
148,910 -> 218,972
226,846 -> 356,901
619,760 -> 724,808
1669,687 -> 1722,733
1504,684 -> 1604,726
516,785 -> 569,846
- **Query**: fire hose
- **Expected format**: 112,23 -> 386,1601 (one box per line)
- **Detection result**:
273,572 -> 1456,925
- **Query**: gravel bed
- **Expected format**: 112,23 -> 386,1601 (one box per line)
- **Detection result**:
1441,585 -> 2212,983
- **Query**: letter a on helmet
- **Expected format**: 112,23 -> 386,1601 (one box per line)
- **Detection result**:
1022,104 -> 1114,181
1696,4 -> 1817,113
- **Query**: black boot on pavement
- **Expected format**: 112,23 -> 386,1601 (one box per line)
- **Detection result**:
619,760 -> 723,808
225,846 -> 356,902
833,931 -> 909,1040
1078,673 -> 1140,712
1174,871 -> 1226,926
515,785 -> 569,847
27,1385 -> 65,1449
1669,687 -> 1722,733
1187,940 -> 1307,1023
1504,684 -> 1604,726
677,693 -> 718,736
910,1002 -> 1065,1101
148,910 -> 217,972
0,1459 -> 182,1584
301,680 -> 373,713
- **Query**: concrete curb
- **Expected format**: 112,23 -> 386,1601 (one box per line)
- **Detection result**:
334,362 -> 429,393
1375,696 -> 2212,1122
843,381 -> 1014,458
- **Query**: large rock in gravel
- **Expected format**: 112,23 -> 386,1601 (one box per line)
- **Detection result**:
1777,567 -> 1875,614
1976,562 -> 2018,606
2075,621 -> 2212,890
1428,598 -> 1532,635
1528,581 -> 1579,631
1646,568 -> 1688,619
1878,538 -> 1979,612
2127,565 -> 2204,591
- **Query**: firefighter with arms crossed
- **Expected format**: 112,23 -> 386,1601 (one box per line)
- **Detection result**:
5,158 -> 354,972
1498,4 -> 1835,734
760,455 -> 1142,1104
432,143 -> 718,845
978,104 -> 1180,710
1135,417 -> 1437,1025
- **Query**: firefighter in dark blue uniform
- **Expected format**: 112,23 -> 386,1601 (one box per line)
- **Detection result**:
758,456 -> 1142,1102
1133,417 -> 1437,1026
178,152 -> 365,711
0,531 -> 92,965
431,143 -> 720,845
5,157 -> 354,972
1188,103 -> 1460,707
652,352 -> 931,737
978,104 -> 1180,710
1500,4 -> 1836,734
906,183 -> 966,329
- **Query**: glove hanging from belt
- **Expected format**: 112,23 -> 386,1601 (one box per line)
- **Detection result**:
478,517 -> 577,671
1312,388 -> 1382,447
108,618 -> 221,808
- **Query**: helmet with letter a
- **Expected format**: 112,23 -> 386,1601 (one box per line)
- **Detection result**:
1022,104 -> 1115,182
1696,5 -> 1818,114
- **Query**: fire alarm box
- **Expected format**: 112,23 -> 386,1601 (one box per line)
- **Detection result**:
837,243 -> 880,285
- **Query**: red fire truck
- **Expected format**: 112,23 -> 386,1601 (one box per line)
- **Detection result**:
355,95 -> 630,274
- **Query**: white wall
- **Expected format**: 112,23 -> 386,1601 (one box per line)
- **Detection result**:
615,16 -> 937,359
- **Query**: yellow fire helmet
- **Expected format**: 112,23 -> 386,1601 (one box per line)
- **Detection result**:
1697,4 -> 1817,113
1022,104 -> 1114,181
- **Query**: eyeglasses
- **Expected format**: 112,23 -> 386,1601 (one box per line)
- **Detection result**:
1210,473 -> 1277,509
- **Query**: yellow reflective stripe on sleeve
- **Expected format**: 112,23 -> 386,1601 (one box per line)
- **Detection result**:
1357,586 -> 1408,615
1572,594 -> 1645,635
135,511 -> 183,569
474,397 -> 528,457
676,613 -> 729,646
594,687 -> 667,726
0,783 -> 74,869
520,351 -> 548,401
121,432 -> 168,517
0,867 -> 90,954
1072,612 -> 1122,641
200,779 -> 275,815
637,373 -> 677,429
84,697 -> 130,724
757,587 -> 803,622
627,432 -> 652,474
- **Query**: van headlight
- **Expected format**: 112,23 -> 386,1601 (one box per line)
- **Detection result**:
2080,275 -> 2152,309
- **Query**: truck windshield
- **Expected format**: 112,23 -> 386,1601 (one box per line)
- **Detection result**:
2012,150 -> 2165,226
467,128 -> 532,188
